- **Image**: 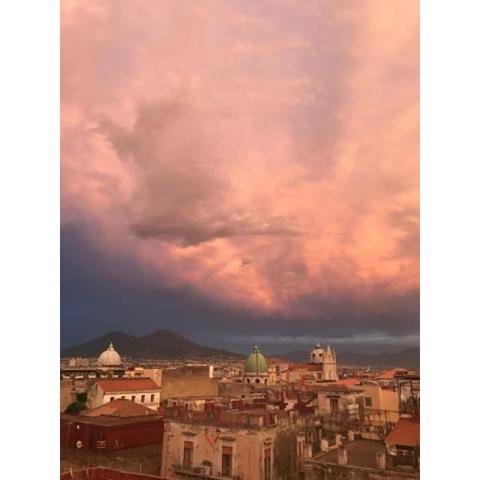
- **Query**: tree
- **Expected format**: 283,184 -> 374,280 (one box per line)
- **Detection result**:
76,392 -> 87,403
274,429 -> 298,480
65,401 -> 87,414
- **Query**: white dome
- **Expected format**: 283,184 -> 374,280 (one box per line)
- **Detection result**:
310,343 -> 325,364
97,342 -> 122,367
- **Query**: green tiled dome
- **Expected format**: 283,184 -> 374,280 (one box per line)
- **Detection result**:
245,346 -> 268,375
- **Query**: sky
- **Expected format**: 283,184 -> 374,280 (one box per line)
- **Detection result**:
61,0 -> 419,354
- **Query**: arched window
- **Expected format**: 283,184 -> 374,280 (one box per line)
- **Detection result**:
246,378 -> 251,384
255,378 -> 260,384
264,379 -> 268,384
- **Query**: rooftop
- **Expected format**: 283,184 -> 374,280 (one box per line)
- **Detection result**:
314,440 -> 384,469
304,384 -> 364,394
378,368 -> 409,379
163,405 -> 286,430
61,413 -> 163,428
61,366 -> 125,372
385,416 -> 420,447
335,378 -> 362,386
80,399 -> 159,418
96,377 -> 160,393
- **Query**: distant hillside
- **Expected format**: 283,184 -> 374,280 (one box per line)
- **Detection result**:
61,330 -> 243,360
279,347 -> 420,369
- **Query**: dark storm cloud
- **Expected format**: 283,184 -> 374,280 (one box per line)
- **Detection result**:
61,223 -> 419,352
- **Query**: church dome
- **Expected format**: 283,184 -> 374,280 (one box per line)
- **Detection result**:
245,346 -> 268,375
310,343 -> 325,364
97,342 -> 122,367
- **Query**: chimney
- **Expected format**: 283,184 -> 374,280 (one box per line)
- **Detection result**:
337,446 -> 348,465
376,451 -> 386,470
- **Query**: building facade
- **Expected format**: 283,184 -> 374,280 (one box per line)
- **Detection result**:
161,418 -> 276,480
161,365 -> 219,400
60,413 -> 164,451
359,384 -> 400,426
87,378 -> 161,410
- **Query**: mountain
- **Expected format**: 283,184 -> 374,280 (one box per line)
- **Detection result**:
61,330 -> 243,360
278,347 -> 420,369
62,331 -> 419,367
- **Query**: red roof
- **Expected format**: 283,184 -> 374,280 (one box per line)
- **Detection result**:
80,399 -> 159,417
96,378 -> 160,393
378,368 -> 408,379
385,417 -> 420,447
336,378 -> 361,386
287,363 -> 323,371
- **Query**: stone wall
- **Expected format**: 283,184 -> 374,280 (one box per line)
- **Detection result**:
61,379 -> 75,412
218,381 -> 255,397
161,366 -> 218,400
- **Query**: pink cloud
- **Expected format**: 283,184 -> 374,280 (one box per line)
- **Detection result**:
61,0 -> 419,325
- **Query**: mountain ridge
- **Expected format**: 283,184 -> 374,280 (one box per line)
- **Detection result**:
61,330 -> 243,360
62,330 -> 419,368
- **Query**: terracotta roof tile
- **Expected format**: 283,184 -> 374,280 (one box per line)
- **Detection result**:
80,399 -> 159,417
285,363 -> 325,372
96,377 -> 160,393
336,378 -> 361,386
378,368 -> 409,379
385,417 -> 420,447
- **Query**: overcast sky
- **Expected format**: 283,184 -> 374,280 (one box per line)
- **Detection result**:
61,0 -> 419,354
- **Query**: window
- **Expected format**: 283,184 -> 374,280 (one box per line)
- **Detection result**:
297,441 -> 304,458
365,397 -> 373,407
110,397 -> 115,402
141,394 -> 145,403
255,378 -> 260,384
330,398 -> 339,413
150,394 -> 155,402
264,448 -> 271,480
121,396 -> 125,400
222,446 -> 233,477
183,441 -> 193,471
131,395 -> 136,402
